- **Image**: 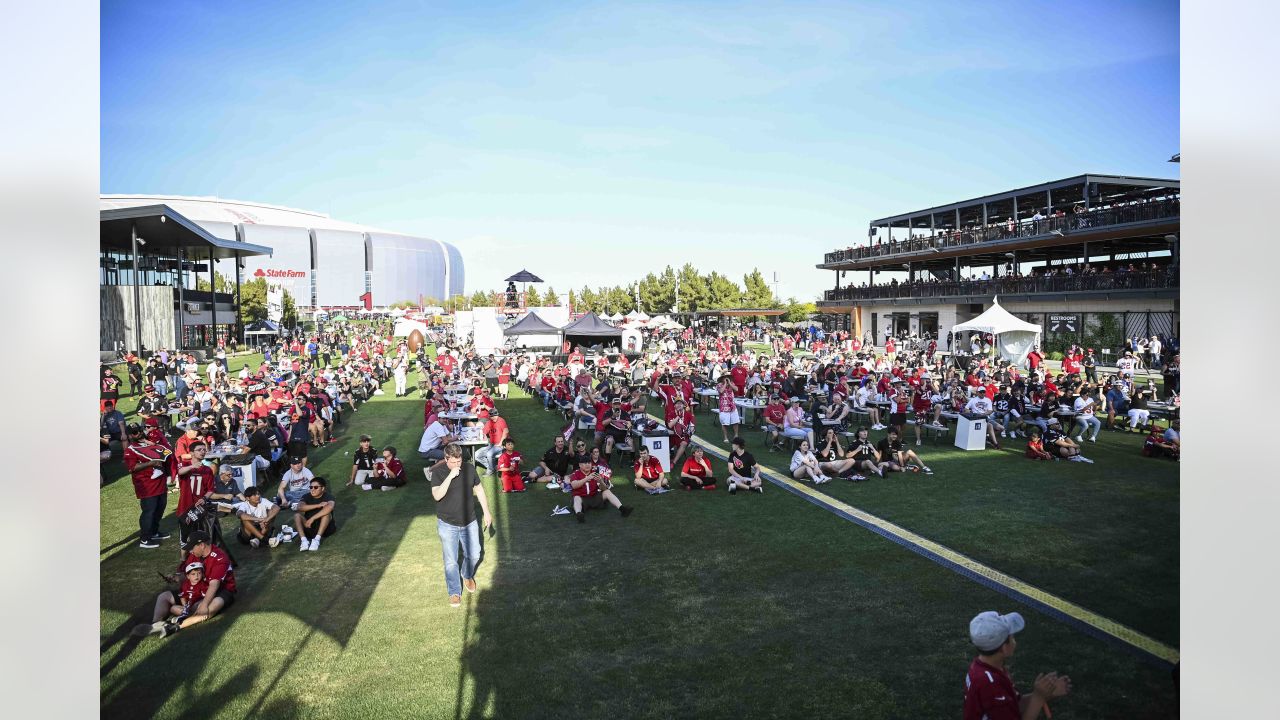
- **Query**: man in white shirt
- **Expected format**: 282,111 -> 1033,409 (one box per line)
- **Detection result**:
1116,351 -> 1137,379
230,486 -> 280,548
964,390 -> 1003,448
1072,390 -> 1102,442
419,418 -> 455,462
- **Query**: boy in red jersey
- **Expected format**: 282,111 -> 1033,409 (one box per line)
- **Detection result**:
568,456 -> 632,523
963,611 -> 1070,720
631,446 -> 671,494
495,438 -> 526,492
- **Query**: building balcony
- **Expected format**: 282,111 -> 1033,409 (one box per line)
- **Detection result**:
818,270 -> 1179,307
819,197 -> 1179,270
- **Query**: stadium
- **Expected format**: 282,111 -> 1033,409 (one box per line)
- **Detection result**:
99,195 -> 464,350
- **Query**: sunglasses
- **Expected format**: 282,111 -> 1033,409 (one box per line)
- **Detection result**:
310,484 -> 323,489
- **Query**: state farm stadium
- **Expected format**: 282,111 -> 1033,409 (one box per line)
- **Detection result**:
100,195 -> 464,349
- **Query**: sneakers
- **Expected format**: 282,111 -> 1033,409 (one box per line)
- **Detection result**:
753,485 -> 764,494
922,466 -> 934,475
850,474 -> 867,482
915,439 -> 922,446
382,485 -> 395,491
620,505 -> 634,517
300,537 -> 310,552
361,483 -> 373,490
463,577 -> 477,594
1078,456 -> 1095,464
152,532 -> 172,540
250,537 -> 260,548
1087,436 -> 1097,443
268,535 -> 281,548
1074,435 -> 1084,443
310,537 -> 321,551
449,595 -> 462,608
727,481 -> 737,494
547,482 -> 561,490
646,488 -> 659,495
1000,431 -> 1007,438
871,423 -> 886,430
139,539 -> 160,549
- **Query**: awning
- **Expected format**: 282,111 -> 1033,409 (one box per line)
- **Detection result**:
100,204 -> 274,260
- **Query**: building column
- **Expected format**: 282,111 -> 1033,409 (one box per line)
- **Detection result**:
209,247 -> 217,347
130,222 -> 143,353
234,250 -> 242,345
176,248 -> 185,349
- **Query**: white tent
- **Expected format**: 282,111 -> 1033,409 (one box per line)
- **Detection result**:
606,312 -> 624,322
393,317 -> 430,338
950,298 -> 1042,366
625,309 -> 650,322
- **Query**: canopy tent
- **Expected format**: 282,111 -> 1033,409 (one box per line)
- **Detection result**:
244,319 -> 281,335
502,311 -> 563,349
605,312 -> 624,322
950,298 -> 1042,366
331,314 -> 350,323
389,307 -> 407,317
625,309 -> 650,322
561,311 -> 624,350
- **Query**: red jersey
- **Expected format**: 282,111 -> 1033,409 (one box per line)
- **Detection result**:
885,339 -> 896,353
437,354 -> 457,376
717,387 -> 736,413
593,402 -> 611,431
377,458 -> 405,482
682,456 -> 713,478
729,366 -> 749,392
178,577 -> 210,609
569,468 -> 602,497
484,416 -> 509,446
963,658 -> 1021,720
123,442 -> 172,499
498,364 -> 511,383
470,395 -> 496,412
763,402 -> 786,426
633,455 -> 664,480
176,463 -> 214,517
181,546 -> 237,594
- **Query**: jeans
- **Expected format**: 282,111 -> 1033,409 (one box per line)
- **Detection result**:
152,379 -> 167,397
1074,415 -> 1102,438
437,518 -> 481,597
175,378 -> 188,402
139,493 -> 166,541
476,444 -> 502,473
420,447 -> 445,462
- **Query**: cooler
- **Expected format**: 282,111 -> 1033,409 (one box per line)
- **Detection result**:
954,416 -> 988,451
221,454 -> 259,493
639,431 -> 672,471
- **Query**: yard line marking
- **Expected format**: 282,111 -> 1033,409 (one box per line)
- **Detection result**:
686,432 -> 1179,669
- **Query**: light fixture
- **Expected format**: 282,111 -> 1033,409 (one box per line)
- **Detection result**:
1004,252 -> 1015,259
136,237 -> 147,246
160,216 -> 166,223
1164,234 -> 1178,244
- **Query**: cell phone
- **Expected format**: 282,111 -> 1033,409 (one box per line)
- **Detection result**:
486,524 -> 496,539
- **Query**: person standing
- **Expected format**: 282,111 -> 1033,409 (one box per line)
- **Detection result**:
963,610 -> 1071,720
428,444 -> 495,608
123,424 -> 174,549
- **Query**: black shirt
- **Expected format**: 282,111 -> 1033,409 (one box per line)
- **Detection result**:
992,393 -> 1012,412
877,438 -> 903,458
541,447 -> 573,476
1039,396 -> 1060,419
431,463 -> 482,527
302,491 -> 337,527
248,428 -> 274,461
729,450 -> 757,477
353,447 -> 378,471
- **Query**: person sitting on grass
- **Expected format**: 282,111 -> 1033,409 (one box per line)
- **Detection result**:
1142,422 -> 1179,460
790,439 -> 831,484
568,455 -> 633,523
1042,425 -> 1092,463
679,445 -> 717,490
527,434 -> 573,489
632,445 -> 672,494
276,456 -> 314,508
495,438 -> 526,493
847,427 -> 882,480
230,486 -> 279,548
815,427 -> 859,478
876,426 -> 934,474
1024,429 -> 1054,461
726,437 -> 763,494
964,610 -> 1071,720
293,476 -> 337,552
349,434 -> 378,487
362,446 -> 406,491
136,531 -> 237,638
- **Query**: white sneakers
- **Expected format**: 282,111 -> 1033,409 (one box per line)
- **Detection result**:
298,536 -> 321,551
361,483 -> 373,490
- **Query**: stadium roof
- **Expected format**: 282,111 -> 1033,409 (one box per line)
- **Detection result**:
100,204 -> 274,260
869,174 -> 1180,226
101,194 -> 387,234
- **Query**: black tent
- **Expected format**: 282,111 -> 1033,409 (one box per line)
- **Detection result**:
561,312 -> 623,350
502,313 -> 562,336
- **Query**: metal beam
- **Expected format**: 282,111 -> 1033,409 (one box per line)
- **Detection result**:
131,222 -> 143,353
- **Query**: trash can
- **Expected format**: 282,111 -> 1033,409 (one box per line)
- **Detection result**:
639,430 -> 672,471
954,416 -> 988,451
221,453 -> 259,493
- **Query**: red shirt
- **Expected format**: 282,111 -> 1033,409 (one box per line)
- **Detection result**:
682,456 -> 713,478
963,658 -> 1021,720
497,450 -> 523,481
174,433 -> 201,462
729,366 -> 749,393
176,463 -> 215,517
593,402 -> 611,431
569,468 -> 602,497
178,577 -> 210,608
763,402 -> 786,425
885,339 -> 896,353
484,416 -> 509,446
633,455 -> 664,480
180,546 -> 237,594
717,387 -> 736,413
498,364 -> 511,383
377,458 -> 405,482
123,442 -> 171,499
437,354 -> 457,376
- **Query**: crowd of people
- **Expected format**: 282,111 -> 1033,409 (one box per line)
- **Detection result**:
108,312 -> 1178,635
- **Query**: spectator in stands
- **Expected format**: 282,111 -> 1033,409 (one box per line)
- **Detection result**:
763,393 -> 787,450
782,397 -> 816,448
1071,387 -> 1102,443
1127,383 -> 1154,432
1104,382 -> 1130,431
964,388 -> 1003,449
419,416 -> 456,462
1143,423 -> 1179,460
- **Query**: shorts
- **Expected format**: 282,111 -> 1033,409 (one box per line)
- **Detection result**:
485,377 -> 498,389
580,493 -> 606,509
498,383 -> 509,395
606,426 -> 629,443
888,412 -> 907,427
287,441 -> 308,458
719,410 -> 741,426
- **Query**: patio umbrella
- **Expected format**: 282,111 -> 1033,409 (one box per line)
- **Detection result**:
503,269 -> 544,308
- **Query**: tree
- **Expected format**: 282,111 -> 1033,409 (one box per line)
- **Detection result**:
194,271 -> 236,295
469,290 -> 491,308
705,272 -> 742,309
675,263 -> 708,313
578,287 -> 599,314
566,288 -> 576,311
544,286 -> 560,306
742,268 -> 777,308
782,297 -> 817,323
442,294 -> 467,312
524,286 -> 542,307
281,289 -> 298,327
638,267 -> 676,313
238,277 -> 268,324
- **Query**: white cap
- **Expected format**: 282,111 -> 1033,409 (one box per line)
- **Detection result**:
969,610 -> 1025,652
184,561 -> 205,573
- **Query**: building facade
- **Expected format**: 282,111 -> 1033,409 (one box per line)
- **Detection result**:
816,174 -> 1179,353
101,195 -> 465,312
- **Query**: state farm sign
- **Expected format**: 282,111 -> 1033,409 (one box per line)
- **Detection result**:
253,268 -> 307,279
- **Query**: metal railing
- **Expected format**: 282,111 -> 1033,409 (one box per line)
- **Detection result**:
822,197 -> 1180,265
822,269 -> 1179,303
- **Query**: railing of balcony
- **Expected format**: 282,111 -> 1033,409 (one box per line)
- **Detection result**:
823,197 -> 1180,265
822,269 -> 1179,303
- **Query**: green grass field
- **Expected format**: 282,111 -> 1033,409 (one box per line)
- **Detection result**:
100,353 -> 1178,719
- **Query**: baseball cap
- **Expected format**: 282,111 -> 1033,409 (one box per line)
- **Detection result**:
184,561 -> 205,573
969,610 -> 1025,652
360,434 -> 372,442
183,531 -> 211,551
289,456 -> 304,465
144,384 -> 155,392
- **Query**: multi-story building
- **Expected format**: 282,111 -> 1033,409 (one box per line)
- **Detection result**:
817,174 -> 1179,354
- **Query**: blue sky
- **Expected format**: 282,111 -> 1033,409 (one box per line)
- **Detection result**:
102,0 -> 1179,302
